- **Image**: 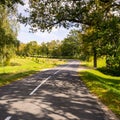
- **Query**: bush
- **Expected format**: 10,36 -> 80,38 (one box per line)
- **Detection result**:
98,67 -> 120,76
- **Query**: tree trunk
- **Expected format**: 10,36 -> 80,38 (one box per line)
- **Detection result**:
93,47 -> 97,68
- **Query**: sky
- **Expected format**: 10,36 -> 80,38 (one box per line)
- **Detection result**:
17,24 -> 71,44
17,1 -> 70,44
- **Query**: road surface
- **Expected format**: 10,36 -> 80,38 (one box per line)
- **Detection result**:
0,60 -> 118,120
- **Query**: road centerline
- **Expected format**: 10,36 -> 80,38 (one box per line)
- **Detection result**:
5,116 -> 12,120
53,70 -> 61,75
29,62 -> 72,95
29,75 -> 52,95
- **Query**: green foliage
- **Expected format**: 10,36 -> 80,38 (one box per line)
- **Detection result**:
98,67 -> 120,76
40,42 -> 49,57
17,41 -> 41,57
81,10 -> 120,68
20,0 -> 119,32
80,69 -> 120,118
23,0 -> 87,31
47,40 -> 62,57
18,35 -> 81,59
61,30 -> 81,58
0,5 -> 19,66
24,41 -> 39,56
0,0 -> 24,9
101,17 -> 120,69
81,56 -> 120,76
81,57 -> 106,68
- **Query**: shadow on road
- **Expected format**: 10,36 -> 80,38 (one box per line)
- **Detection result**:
0,62 -> 107,120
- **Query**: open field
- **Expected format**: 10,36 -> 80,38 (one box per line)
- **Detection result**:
79,59 -> 120,118
0,57 -> 66,87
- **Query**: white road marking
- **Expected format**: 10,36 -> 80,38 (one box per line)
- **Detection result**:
5,116 -> 12,120
29,76 -> 51,95
29,62 -> 74,95
53,70 -> 60,75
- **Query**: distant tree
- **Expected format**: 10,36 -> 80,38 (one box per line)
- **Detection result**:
23,41 -> 39,56
47,40 -> 62,57
61,30 -> 80,58
16,43 -> 26,56
40,42 -> 49,57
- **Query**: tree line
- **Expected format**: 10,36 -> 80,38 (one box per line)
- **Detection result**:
17,30 -> 81,59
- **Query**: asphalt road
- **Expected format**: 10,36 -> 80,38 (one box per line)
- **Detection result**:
0,60 -> 118,120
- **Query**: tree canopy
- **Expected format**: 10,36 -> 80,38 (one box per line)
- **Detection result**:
21,0 -> 120,32
0,0 -> 24,8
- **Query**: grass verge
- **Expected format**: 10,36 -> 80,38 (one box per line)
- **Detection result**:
0,57 -> 66,87
79,69 -> 120,118
81,57 -> 106,68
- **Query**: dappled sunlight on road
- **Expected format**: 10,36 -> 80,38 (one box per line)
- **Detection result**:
0,61 -> 112,120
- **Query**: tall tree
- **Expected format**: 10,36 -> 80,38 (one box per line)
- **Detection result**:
81,14 -> 120,68
0,6 -> 19,65
21,0 -> 119,32
99,16 -> 120,69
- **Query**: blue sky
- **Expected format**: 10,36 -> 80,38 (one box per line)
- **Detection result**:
17,0 -> 70,44
17,24 -> 70,44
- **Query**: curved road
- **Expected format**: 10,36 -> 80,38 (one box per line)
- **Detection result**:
0,60 -> 118,120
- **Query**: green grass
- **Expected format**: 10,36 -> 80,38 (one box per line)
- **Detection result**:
0,57 -> 66,86
81,56 -> 120,76
80,57 -> 120,118
79,69 -> 120,118
81,57 -> 106,68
